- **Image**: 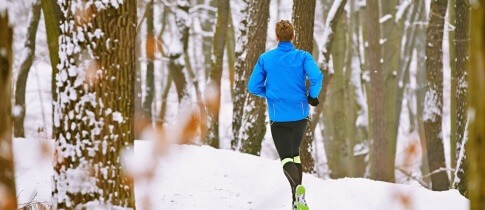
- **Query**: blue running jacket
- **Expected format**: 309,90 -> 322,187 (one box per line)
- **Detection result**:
247,41 -> 323,122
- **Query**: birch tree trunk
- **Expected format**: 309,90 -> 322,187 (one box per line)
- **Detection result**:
0,11 -> 17,210
53,0 -> 136,207
14,0 -> 42,137
424,0 -> 450,191
468,3 -> 485,208
206,0 -> 230,148
231,0 -> 270,155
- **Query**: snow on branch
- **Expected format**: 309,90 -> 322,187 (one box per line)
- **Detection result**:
318,0 -> 347,71
189,4 -> 216,14
379,14 -> 392,24
421,167 -> 455,179
395,0 -> 412,23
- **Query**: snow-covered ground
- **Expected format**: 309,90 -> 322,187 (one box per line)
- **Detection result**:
15,138 -> 468,210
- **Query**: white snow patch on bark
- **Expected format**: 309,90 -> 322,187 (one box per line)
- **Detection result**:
423,89 -> 441,122
379,14 -> 392,24
112,111 -> 123,123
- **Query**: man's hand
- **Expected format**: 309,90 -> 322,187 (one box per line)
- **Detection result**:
308,96 -> 319,106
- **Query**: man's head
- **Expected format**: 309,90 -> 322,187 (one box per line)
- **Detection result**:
275,20 -> 294,42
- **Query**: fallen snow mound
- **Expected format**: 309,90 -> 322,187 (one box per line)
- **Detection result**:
14,139 -> 468,210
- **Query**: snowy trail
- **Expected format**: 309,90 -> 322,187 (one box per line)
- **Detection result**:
14,139 -> 468,210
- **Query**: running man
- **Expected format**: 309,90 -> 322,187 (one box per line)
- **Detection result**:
247,20 -> 323,210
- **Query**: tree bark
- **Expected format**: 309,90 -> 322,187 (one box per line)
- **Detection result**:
468,3 -> 485,208
449,0 -> 457,178
231,0 -> 270,155
345,1 -> 367,177
53,0 -> 136,207
326,12 -> 351,178
293,0 -> 315,53
399,2 -> 423,134
143,0 -> 155,120
169,1 -> 191,103
413,0 -> 431,186
159,72 -> 172,121
157,6 -> 171,122
292,0 -> 317,172
41,0 -> 62,138
226,10 -> 236,97
0,11 -> 17,210
365,0 -> 393,182
14,0 -> 42,137
453,0 -> 470,196
301,0 -> 346,174
380,0 -> 403,176
206,0 -> 230,148
424,0 -> 450,191
199,0 -> 216,79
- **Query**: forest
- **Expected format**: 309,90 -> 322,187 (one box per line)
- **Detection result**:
0,0 -> 485,209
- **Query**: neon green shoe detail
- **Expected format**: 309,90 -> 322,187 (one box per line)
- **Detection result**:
295,185 -> 309,210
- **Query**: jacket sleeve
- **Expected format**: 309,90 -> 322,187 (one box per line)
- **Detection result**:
303,52 -> 323,98
247,56 -> 266,98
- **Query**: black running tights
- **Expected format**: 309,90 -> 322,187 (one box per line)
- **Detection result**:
270,118 -> 307,201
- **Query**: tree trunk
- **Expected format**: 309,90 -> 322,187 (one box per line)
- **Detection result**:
14,0 -> 42,137
0,12 -> 17,210
301,0 -> 346,174
293,0 -> 315,53
231,0 -> 270,155
230,2 -> 250,151
292,0 -> 317,172
326,12 -> 351,178
468,3 -> 485,208
41,0 -> 62,138
346,1 -> 367,177
169,1 -> 191,103
226,11 -> 236,97
206,0 -> 230,148
143,0 -> 155,120
449,0 -> 457,179
365,0 -> 393,182
413,0 -> 431,186
159,73 -> 172,121
200,0 -> 216,79
156,5 -> 171,123
453,0 -> 470,196
424,0 -> 450,191
52,0 -> 136,208
399,1 -> 423,134
175,1 -> 206,143
380,0 -> 403,178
